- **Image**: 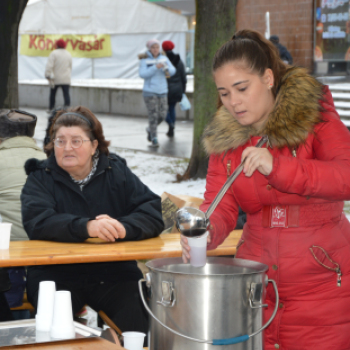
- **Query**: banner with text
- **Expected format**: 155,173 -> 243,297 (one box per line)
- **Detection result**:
20,34 -> 112,58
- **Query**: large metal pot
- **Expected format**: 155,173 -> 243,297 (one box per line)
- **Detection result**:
139,257 -> 278,350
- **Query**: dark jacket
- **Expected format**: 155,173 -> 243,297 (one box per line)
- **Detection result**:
0,269 -> 11,293
0,269 -> 12,322
165,51 -> 187,104
21,152 -> 164,281
276,42 -> 293,64
269,35 -> 293,65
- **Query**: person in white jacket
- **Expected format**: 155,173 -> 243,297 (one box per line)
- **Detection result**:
45,39 -> 72,112
139,39 -> 176,148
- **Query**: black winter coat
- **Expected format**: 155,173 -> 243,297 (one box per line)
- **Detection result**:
21,153 -> 164,281
0,269 -> 10,293
165,51 -> 187,104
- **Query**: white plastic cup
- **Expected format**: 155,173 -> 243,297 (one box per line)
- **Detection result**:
36,330 -> 51,342
187,231 -> 209,267
50,291 -> 75,339
36,281 -> 56,332
122,332 -> 146,350
0,223 -> 12,249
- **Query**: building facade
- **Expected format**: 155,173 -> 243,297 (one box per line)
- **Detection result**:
237,0 -> 350,76
236,0 -> 314,71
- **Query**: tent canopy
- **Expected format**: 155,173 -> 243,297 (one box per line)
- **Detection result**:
18,0 -> 189,80
19,0 -> 188,35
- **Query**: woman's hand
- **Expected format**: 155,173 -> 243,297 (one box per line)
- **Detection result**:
180,233 -> 211,263
156,63 -> 164,69
180,235 -> 190,263
87,214 -> 126,242
241,147 -> 273,177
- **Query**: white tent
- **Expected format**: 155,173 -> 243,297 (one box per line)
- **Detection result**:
18,0 -> 188,80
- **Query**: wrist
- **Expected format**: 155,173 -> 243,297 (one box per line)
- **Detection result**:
86,220 -> 95,237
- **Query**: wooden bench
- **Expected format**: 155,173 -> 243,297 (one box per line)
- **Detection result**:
10,292 -> 34,312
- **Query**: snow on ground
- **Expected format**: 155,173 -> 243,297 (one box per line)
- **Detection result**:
111,147 -> 206,198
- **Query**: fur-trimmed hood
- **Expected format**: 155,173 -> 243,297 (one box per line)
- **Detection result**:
203,67 -> 324,154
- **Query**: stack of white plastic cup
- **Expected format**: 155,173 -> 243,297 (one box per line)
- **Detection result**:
187,231 -> 209,267
122,332 -> 146,350
35,281 -> 56,332
0,223 -> 12,249
50,291 -> 75,339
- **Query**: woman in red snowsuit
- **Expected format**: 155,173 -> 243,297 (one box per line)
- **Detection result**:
181,30 -> 350,349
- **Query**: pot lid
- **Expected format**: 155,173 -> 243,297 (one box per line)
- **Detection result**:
146,257 -> 268,276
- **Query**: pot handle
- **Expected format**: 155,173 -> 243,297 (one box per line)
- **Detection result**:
138,278 -> 279,346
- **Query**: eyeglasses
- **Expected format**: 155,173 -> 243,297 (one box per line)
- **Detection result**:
53,137 -> 91,149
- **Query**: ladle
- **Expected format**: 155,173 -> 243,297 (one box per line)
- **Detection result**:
175,136 -> 269,237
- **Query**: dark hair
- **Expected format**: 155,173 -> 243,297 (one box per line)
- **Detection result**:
213,29 -> 288,101
269,35 -> 280,44
44,106 -> 110,157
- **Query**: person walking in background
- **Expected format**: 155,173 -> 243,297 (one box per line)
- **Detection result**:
45,39 -> 72,112
139,39 -> 176,148
269,35 -> 293,65
162,40 -> 187,138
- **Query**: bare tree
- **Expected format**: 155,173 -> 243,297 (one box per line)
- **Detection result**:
178,0 -> 237,180
0,0 -> 28,109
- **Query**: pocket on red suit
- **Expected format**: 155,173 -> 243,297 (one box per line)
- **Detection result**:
309,245 -> 342,287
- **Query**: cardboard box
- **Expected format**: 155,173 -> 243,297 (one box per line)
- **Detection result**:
161,192 -> 204,233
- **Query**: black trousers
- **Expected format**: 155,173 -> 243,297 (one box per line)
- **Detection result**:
0,292 -> 13,321
26,269 -> 148,336
49,85 -> 70,109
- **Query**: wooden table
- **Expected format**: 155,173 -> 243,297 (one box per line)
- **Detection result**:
0,231 -> 242,267
0,337 -> 123,349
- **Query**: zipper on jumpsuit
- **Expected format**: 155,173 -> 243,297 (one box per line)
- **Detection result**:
226,159 -> 234,194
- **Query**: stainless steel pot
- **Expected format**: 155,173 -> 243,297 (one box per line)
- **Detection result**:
139,257 -> 278,350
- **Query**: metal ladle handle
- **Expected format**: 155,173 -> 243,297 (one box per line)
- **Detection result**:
205,135 -> 269,219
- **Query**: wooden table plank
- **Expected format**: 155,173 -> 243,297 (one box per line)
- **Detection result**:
0,231 -> 242,267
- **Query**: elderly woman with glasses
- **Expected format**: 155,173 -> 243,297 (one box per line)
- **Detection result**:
21,106 -> 164,337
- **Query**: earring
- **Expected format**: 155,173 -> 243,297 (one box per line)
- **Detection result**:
268,84 -> 273,89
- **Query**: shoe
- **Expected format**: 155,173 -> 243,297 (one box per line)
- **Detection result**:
146,127 -> 151,142
166,125 -> 174,137
150,138 -> 159,148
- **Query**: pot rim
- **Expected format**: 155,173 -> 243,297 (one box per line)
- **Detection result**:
146,257 -> 268,276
